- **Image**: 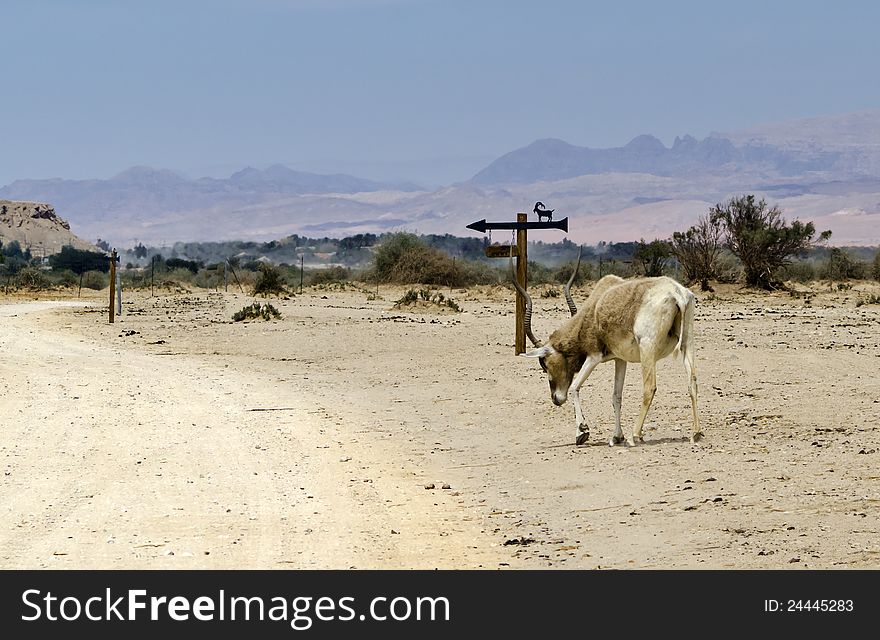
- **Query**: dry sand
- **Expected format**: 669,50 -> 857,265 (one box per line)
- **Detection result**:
1,280 -> 879,569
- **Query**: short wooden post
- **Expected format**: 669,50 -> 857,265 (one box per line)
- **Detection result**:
515,213 -> 528,355
109,249 -> 117,323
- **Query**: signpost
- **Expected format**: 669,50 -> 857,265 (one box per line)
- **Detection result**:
467,214 -> 569,354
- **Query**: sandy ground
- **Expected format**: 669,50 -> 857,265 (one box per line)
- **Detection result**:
1,279 -> 879,569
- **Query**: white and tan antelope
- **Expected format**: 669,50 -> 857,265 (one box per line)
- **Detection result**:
514,255 -> 701,446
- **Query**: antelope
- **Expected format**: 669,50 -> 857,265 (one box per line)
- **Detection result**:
513,253 -> 701,446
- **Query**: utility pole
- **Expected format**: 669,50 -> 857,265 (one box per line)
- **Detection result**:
109,249 -> 118,323
515,214 -> 529,354
116,262 -> 123,315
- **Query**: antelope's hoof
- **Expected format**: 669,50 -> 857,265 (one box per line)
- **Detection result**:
609,434 -> 626,446
690,431 -> 704,444
576,429 -> 590,446
627,436 -> 644,447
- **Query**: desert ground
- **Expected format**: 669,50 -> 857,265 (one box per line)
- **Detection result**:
1,279 -> 879,569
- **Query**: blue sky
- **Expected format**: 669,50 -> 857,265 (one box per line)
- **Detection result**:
1,0 -> 878,186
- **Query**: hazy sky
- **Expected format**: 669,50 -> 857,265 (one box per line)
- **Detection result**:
2,0 -> 879,186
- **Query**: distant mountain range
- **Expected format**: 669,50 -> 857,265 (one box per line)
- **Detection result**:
472,133 -> 842,184
2,110 -> 879,248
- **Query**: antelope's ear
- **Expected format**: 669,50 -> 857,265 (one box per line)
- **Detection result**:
522,345 -> 555,358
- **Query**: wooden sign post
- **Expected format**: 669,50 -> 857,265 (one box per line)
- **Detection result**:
467,214 -> 568,354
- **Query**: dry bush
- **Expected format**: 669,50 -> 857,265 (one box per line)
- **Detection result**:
14,266 -> 51,290
373,232 -> 499,286
252,263 -> 287,296
389,246 -> 456,285
821,248 -> 867,281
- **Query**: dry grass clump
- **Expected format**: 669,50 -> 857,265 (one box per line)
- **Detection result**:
233,302 -> 282,322
393,288 -> 461,313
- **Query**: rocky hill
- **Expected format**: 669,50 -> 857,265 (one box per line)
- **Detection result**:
0,200 -> 99,256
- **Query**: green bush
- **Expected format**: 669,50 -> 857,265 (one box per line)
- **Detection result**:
394,288 -> 461,312
552,259 -> 592,285
252,263 -> 287,296
48,246 -> 110,274
51,269 -> 79,287
633,238 -> 672,276
81,270 -> 109,290
308,265 -> 349,286
233,302 -> 282,321
777,260 -> 816,283
373,233 -> 425,282
711,194 -> 831,288
821,248 -> 866,280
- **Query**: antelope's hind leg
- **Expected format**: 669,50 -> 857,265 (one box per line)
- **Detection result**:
630,357 -> 657,446
609,359 -> 627,446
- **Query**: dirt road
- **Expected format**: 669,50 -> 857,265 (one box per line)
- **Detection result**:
0,298 -> 497,568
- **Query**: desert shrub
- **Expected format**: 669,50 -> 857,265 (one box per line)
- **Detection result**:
14,266 -> 51,290
552,259 -> 592,285
81,270 -> 109,290
671,214 -> 723,290
165,258 -> 202,274
541,288 -> 560,298
308,265 -> 350,285
252,263 -> 287,296
777,260 -> 816,283
372,232 -> 497,286
526,261 -> 556,284
193,267 -> 224,289
374,233 -> 425,282
233,302 -> 282,321
163,267 -> 197,286
596,259 -> 634,278
389,245 -> 457,285
713,253 -> 741,284
454,259 -> 502,286
49,268 -> 79,287
394,288 -> 461,312
633,238 -> 672,277
711,195 -> 830,288
820,248 -> 867,281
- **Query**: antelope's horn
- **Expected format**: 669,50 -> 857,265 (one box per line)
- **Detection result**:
509,250 -> 541,347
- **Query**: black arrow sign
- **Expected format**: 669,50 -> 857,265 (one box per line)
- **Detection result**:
466,217 -> 568,233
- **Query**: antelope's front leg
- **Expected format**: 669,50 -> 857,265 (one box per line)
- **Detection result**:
570,354 -> 603,445
571,387 -> 590,445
